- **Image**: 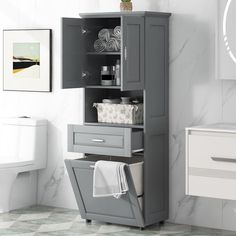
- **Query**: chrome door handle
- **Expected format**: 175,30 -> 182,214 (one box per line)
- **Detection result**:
124,46 -> 127,61
91,139 -> 105,143
211,157 -> 236,163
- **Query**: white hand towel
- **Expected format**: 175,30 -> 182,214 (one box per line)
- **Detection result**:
93,161 -> 128,199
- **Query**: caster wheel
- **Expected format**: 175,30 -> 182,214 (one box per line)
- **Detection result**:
140,227 -> 145,231
86,219 -> 92,223
159,220 -> 165,225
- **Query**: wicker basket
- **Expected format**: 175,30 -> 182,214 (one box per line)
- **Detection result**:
93,103 -> 143,125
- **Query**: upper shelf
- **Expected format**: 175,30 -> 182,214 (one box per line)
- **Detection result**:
87,52 -> 121,56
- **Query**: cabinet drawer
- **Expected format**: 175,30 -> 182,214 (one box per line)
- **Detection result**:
188,133 -> 236,171
68,125 -> 143,157
187,131 -> 236,200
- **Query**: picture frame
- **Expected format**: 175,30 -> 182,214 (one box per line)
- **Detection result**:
3,29 -> 52,92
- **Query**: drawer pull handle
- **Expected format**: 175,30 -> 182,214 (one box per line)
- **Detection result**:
91,139 -> 105,143
211,157 -> 236,163
90,165 -> 95,169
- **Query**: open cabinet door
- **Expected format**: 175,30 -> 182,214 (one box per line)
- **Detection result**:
62,18 -> 86,88
121,16 -> 145,91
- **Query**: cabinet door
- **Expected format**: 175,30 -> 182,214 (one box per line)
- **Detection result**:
62,18 -> 86,88
122,16 -> 145,91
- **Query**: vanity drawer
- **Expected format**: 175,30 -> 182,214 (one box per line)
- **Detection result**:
68,125 -> 143,157
188,132 -> 236,171
187,131 -> 236,200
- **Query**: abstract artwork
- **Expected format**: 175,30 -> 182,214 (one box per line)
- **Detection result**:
217,0 -> 236,80
13,43 -> 40,79
3,29 -> 52,91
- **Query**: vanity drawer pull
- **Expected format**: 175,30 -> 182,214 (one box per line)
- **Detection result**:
211,157 -> 236,163
90,165 -> 95,169
91,139 -> 105,143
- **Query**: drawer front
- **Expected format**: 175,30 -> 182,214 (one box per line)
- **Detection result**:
65,158 -> 144,227
74,167 -> 134,218
74,133 -> 124,148
188,134 -> 236,171
68,125 -> 143,157
189,175 -> 236,200
187,132 -> 236,200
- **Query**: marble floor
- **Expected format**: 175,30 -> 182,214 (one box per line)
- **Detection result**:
0,206 -> 236,236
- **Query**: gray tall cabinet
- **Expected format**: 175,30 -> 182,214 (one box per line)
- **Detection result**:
63,11 -> 170,228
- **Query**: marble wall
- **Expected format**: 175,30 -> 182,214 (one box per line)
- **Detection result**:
1,0 -> 236,231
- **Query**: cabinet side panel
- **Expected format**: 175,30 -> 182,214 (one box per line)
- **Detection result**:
144,16 -> 169,225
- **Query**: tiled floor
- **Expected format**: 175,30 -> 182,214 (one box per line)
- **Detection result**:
0,206 -> 235,236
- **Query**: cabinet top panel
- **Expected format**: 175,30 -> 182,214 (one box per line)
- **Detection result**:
79,11 -> 171,18
186,123 -> 236,134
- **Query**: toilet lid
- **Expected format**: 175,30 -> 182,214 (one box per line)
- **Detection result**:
0,160 -> 33,169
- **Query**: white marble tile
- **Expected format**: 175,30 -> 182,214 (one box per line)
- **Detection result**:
168,0 -> 223,230
98,225 -> 129,234
0,221 -> 15,229
18,213 -> 51,221
222,80 -> 236,123
37,222 -> 73,232
3,234 -> 36,236
222,200 -> 236,231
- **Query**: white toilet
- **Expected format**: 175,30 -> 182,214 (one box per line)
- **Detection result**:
0,117 -> 47,213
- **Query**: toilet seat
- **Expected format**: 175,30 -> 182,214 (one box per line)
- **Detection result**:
0,160 -> 33,170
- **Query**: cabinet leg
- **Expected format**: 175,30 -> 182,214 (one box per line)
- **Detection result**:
86,219 -> 92,224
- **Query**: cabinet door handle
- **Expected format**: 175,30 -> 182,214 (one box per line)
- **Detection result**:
91,139 -> 105,143
211,157 -> 236,163
124,46 -> 127,61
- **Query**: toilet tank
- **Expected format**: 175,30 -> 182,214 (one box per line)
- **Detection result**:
0,117 -> 47,169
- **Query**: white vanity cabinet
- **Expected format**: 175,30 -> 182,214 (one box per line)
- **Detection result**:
186,124 -> 236,200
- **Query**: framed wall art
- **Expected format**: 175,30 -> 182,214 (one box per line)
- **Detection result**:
3,29 -> 52,91
216,0 -> 236,80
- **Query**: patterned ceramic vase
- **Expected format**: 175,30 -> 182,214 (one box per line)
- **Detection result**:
120,2 -> 133,11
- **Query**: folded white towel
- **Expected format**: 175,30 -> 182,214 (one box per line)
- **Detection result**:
93,161 -> 129,199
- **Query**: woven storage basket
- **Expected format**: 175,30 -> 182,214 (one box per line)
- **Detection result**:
93,103 -> 143,125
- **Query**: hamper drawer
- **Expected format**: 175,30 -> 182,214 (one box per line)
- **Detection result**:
68,125 -> 143,157
65,156 -> 144,227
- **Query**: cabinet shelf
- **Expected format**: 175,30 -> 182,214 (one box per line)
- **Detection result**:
87,52 -> 121,55
85,85 -> 121,89
84,122 -> 144,129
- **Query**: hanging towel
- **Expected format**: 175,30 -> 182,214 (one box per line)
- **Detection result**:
93,161 -> 129,199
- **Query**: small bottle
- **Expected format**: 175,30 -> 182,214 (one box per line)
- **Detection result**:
111,66 -> 116,85
115,60 -> 121,86
101,66 -> 112,86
